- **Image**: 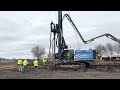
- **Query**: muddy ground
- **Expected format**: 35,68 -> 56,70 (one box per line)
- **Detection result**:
1,60 -> 120,79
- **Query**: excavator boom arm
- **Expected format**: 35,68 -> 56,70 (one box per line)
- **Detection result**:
62,14 -> 120,44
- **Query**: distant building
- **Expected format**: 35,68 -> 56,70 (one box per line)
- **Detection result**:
102,55 -> 120,61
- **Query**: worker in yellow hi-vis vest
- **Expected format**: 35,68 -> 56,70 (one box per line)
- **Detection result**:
17,59 -> 23,72
42,58 -> 47,66
33,59 -> 39,71
22,59 -> 28,73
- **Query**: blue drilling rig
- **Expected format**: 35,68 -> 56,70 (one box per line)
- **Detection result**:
50,11 -> 120,69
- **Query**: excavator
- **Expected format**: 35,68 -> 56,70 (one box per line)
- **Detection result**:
49,11 -> 120,69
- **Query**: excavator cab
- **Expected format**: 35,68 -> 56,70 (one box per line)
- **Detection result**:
54,49 -> 74,61
64,49 -> 74,60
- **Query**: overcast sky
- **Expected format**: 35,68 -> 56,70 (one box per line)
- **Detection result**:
0,11 -> 120,59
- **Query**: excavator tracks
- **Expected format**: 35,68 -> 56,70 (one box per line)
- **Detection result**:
47,60 -> 120,72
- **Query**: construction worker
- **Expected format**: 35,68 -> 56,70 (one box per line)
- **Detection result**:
22,59 -> 28,73
17,59 -> 22,72
33,59 -> 39,71
17,59 -> 23,72
42,58 -> 47,66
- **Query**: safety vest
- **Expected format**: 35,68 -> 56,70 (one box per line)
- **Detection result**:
33,60 -> 39,66
23,60 -> 28,66
18,60 -> 22,65
43,59 -> 47,63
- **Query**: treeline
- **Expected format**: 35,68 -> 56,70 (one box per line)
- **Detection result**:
95,42 -> 120,57
0,57 -> 16,61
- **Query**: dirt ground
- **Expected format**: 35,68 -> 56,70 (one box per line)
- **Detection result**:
1,61 -> 120,79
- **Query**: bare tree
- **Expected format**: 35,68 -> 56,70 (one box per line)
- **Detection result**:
113,44 -> 118,54
31,45 -> 46,61
114,43 -> 120,55
117,44 -> 120,55
116,38 -> 120,55
95,44 -> 107,57
106,43 -> 113,55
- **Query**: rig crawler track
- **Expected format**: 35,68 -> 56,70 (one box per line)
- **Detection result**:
48,60 -> 120,72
